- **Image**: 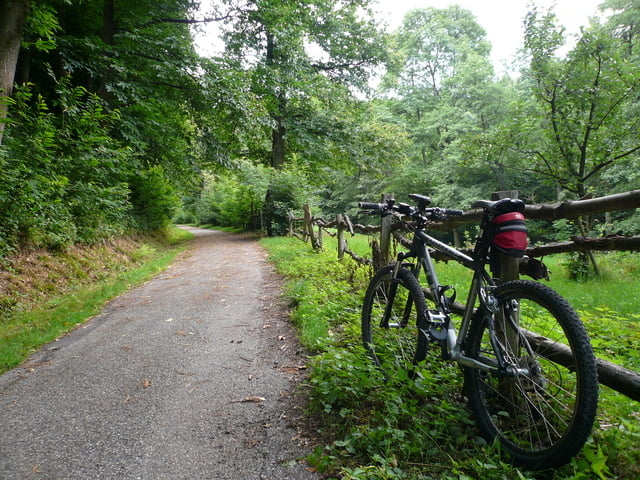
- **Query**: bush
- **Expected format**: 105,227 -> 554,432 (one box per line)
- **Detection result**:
192,162 -> 269,229
263,162 -> 314,236
0,82 -> 135,254
129,166 -> 179,231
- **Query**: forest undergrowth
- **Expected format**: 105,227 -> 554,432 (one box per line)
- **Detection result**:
261,235 -> 640,480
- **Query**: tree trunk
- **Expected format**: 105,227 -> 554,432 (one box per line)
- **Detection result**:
98,0 -> 116,101
265,28 -> 286,169
271,92 -> 286,169
271,117 -> 286,169
0,0 -> 30,144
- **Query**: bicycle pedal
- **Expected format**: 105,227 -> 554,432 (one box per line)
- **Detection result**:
425,310 -> 448,342
428,325 -> 447,342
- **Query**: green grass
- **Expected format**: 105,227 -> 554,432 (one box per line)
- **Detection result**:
261,236 -> 369,349
262,234 -> 640,480
0,227 -> 194,373
543,252 -> 640,316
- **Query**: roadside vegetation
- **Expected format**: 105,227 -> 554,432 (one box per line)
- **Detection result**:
261,234 -> 640,480
0,227 -> 193,373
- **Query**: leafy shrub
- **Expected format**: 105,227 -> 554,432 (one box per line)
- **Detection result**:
192,160 -> 314,233
129,166 -> 179,231
263,161 -> 314,236
191,162 -> 269,229
0,82 -> 134,254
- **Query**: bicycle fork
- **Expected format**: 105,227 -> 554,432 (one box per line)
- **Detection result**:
429,279 -> 535,378
378,261 -> 413,329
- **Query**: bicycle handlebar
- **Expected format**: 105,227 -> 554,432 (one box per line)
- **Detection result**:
358,202 -> 384,211
358,196 -> 464,222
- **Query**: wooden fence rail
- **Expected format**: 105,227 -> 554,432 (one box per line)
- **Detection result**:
291,189 -> 640,265
288,190 -> 640,402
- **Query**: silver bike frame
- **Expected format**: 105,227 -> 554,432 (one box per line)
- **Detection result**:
405,228 -> 508,373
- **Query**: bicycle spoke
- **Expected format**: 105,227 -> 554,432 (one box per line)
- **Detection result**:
361,266 -> 428,377
465,280 -> 598,468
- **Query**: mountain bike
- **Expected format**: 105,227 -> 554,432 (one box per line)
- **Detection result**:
358,194 -> 598,469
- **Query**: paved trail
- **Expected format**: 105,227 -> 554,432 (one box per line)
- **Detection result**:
0,228 -> 321,480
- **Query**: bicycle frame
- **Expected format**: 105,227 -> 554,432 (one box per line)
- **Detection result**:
394,222 -> 523,375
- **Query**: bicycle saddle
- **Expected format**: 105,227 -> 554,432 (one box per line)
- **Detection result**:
472,198 -> 525,215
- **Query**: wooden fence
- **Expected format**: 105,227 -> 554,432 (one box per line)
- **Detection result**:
288,189 -> 640,402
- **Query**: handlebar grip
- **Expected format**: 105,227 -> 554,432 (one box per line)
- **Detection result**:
445,209 -> 464,216
358,202 -> 384,210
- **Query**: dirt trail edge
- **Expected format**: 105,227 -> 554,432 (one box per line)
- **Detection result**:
0,228 -> 322,480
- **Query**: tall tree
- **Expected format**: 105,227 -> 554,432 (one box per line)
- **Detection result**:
0,0 -> 30,143
1,0 -> 223,253
381,6 -> 498,206
521,5 -> 640,199
219,0 -> 387,169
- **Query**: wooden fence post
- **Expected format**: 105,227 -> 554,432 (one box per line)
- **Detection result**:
491,191 -> 520,282
303,203 -> 321,250
337,214 -> 346,260
287,212 -> 294,236
491,191 -> 521,366
377,193 -> 394,269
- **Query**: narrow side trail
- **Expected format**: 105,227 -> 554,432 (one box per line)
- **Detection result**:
0,228 -> 321,480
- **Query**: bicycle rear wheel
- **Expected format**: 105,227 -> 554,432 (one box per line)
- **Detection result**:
464,280 -> 598,469
361,265 -> 428,378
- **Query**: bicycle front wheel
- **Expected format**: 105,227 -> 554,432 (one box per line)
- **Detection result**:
464,280 -> 598,469
361,264 -> 428,377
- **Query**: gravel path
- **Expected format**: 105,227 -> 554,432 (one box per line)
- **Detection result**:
0,228 -> 321,480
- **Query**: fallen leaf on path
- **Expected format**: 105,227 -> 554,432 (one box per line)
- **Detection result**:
142,379 -> 153,388
243,395 -> 266,402
231,396 -> 266,403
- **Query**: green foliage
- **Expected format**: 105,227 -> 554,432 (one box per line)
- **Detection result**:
543,252 -> 640,317
217,0 -> 389,174
0,82 -> 132,254
129,166 -> 179,231
22,1 -> 61,52
260,236 -> 366,348
7,0 -> 637,261
192,161 -> 269,229
514,5 -> 640,199
263,161 -> 316,236
263,234 -> 640,480
189,160 -> 319,233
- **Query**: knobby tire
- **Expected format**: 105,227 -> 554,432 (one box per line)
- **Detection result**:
464,280 -> 598,469
361,265 -> 428,378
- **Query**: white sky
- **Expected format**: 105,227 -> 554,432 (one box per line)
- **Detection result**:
372,0 -> 606,74
194,0 -> 607,74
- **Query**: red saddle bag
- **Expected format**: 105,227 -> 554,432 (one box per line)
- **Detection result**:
491,211 -> 527,257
